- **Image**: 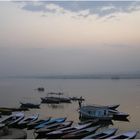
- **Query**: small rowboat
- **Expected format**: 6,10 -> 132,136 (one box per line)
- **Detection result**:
83,128 -> 118,139
35,117 -> 66,129
41,97 -> 60,104
0,112 -> 24,126
35,121 -> 73,139
62,125 -> 101,139
17,114 -> 39,129
20,102 -> 40,109
46,122 -> 93,139
27,117 -> 51,130
108,130 -> 138,139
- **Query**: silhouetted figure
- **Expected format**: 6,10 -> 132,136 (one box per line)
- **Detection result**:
78,96 -> 83,107
78,100 -> 82,108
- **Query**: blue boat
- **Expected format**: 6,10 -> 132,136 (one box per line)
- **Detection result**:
35,117 -> 66,129
27,117 -> 51,130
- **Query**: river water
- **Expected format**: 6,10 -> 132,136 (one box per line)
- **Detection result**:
0,78 -> 140,138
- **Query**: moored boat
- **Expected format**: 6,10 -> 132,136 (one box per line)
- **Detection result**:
17,114 -> 39,129
20,102 -> 40,109
35,121 -> 73,139
70,96 -> 85,101
109,110 -> 129,119
79,106 -> 113,120
8,112 -> 25,127
108,130 -> 138,139
83,128 -> 118,139
41,92 -> 71,104
46,121 -> 93,139
37,87 -> 45,92
27,117 -> 51,130
0,112 -> 24,126
81,104 -> 120,110
41,97 -> 60,104
62,125 -> 101,139
35,117 -> 66,129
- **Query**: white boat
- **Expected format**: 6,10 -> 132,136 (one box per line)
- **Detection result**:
83,128 -> 118,139
0,112 -> 24,126
79,106 -> 113,120
18,114 -> 39,128
108,130 -> 138,139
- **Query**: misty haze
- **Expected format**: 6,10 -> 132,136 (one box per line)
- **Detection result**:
0,1 -> 140,139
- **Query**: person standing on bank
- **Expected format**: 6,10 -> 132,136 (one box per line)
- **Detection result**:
78,96 -> 83,108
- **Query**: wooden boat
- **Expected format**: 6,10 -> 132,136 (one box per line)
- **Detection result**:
17,114 -> 39,129
59,97 -> 71,103
62,125 -> 101,139
83,128 -> 118,139
109,110 -> 129,119
79,106 -> 113,120
81,104 -> 120,110
70,96 -> 85,101
46,122 -> 93,139
37,87 -> 45,92
41,97 -> 60,104
0,107 -> 29,112
108,130 -> 138,139
0,112 -> 24,126
27,117 -> 51,130
41,92 -> 71,104
20,102 -> 40,109
35,117 -> 66,129
8,113 -> 25,127
35,121 -> 73,138
0,108 -> 12,115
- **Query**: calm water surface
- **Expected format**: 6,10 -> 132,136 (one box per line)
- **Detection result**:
0,78 -> 140,138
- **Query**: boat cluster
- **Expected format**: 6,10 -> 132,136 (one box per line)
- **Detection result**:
17,91 -> 85,109
40,92 -> 85,104
0,109 -> 139,139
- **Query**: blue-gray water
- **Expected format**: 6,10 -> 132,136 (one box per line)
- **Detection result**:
0,78 -> 140,138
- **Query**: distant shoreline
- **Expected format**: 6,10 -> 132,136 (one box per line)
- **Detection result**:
1,74 -> 140,79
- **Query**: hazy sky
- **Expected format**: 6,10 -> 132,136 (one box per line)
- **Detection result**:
0,1 -> 140,76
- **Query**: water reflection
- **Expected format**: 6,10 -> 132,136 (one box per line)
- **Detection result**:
47,104 -> 64,109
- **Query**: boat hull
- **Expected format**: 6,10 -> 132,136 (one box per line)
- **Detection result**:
27,118 -> 51,130
46,122 -> 93,139
35,121 -> 73,139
